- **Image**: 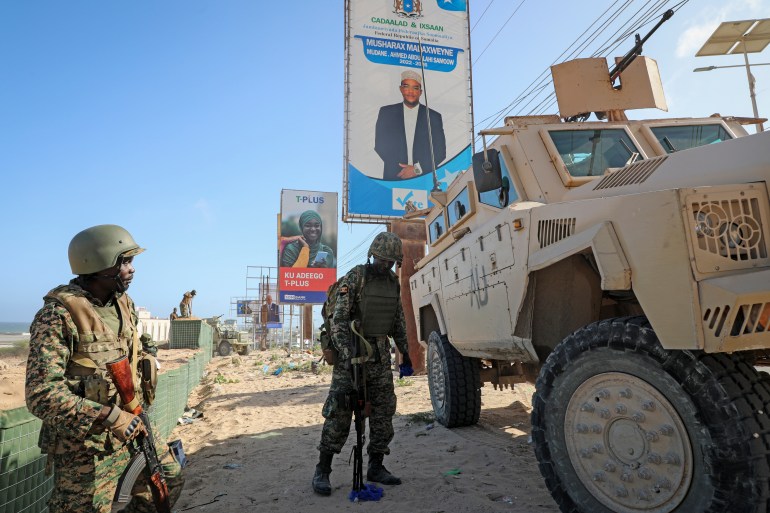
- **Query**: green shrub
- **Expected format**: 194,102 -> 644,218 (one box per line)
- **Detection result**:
407,411 -> 434,424
213,372 -> 240,384
395,377 -> 414,387
0,339 -> 30,358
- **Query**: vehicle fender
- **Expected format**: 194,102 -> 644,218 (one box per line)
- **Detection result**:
415,292 -> 447,348
528,220 -> 631,290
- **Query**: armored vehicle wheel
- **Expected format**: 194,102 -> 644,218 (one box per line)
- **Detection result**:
427,331 -> 481,428
239,344 -> 251,356
531,316 -> 770,513
217,340 -> 232,357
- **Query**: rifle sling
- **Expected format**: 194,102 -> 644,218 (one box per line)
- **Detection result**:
349,321 -> 373,365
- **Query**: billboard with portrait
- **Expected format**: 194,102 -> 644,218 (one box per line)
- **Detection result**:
236,299 -> 259,317
344,0 -> 473,222
279,190 -> 338,304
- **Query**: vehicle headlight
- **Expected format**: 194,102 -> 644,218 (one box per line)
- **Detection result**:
694,208 -> 724,238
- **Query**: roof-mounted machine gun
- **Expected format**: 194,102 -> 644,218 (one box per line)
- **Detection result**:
608,9 -> 674,87
567,9 -> 674,122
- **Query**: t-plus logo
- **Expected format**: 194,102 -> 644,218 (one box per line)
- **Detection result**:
295,196 -> 325,204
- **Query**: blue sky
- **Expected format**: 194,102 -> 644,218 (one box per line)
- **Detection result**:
1,0 -> 768,325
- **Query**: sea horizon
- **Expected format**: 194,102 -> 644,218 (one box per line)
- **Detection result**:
0,321 -> 32,335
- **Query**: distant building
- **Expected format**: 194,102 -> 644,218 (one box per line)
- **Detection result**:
137,307 -> 171,342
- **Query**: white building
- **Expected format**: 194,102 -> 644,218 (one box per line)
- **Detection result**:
137,307 -> 171,342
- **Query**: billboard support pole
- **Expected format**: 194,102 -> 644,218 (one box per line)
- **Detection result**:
390,219 -> 427,374
302,304 -> 314,350
417,35 -> 441,193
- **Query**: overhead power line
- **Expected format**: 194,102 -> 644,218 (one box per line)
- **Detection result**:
473,0 -> 691,141
471,0 -> 497,33
472,0 -> 528,66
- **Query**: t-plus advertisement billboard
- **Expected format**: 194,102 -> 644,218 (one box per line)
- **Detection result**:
279,189 -> 338,304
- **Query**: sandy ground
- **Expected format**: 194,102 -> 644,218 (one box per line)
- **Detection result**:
1,344 -> 559,512
169,351 -> 559,513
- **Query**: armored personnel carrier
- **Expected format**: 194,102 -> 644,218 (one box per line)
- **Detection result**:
206,316 -> 250,356
408,47 -> 770,512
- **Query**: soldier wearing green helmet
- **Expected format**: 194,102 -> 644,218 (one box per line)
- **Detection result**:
312,231 -> 413,496
25,224 -> 184,512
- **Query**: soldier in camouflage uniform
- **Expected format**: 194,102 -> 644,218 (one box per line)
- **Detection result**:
25,224 -> 183,513
312,232 -> 414,496
179,290 -> 196,317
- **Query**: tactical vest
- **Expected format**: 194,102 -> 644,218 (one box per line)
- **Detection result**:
45,285 -> 139,406
355,270 -> 400,337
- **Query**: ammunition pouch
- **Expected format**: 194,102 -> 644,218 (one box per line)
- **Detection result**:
140,355 -> 158,405
322,348 -> 337,366
82,374 -> 111,404
319,331 -> 337,365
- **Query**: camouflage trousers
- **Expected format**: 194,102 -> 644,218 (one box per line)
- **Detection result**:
318,341 -> 397,456
47,432 -> 183,513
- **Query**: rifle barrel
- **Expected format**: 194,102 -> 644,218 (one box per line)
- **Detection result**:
609,9 -> 674,84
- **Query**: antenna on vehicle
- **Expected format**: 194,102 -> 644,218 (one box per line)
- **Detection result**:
417,34 -> 442,193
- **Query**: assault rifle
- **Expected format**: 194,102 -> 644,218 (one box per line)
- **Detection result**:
106,355 -> 171,513
349,321 -> 372,492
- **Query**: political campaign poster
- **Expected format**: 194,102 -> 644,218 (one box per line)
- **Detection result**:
236,299 -> 259,317
344,0 -> 473,222
279,190 -> 338,304
259,281 -> 280,304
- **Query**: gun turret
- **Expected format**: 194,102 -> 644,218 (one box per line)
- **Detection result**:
564,9 -> 674,123
608,9 -> 674,86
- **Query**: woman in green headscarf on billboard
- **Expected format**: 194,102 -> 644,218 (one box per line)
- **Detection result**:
281,210 -> 335,268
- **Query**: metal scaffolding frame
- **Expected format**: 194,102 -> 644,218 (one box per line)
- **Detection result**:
229,266 -> 306,351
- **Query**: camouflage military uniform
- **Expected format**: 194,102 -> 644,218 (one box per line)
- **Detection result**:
25,279 -> 178,513
179,291 -> 194,317
317,264 -> 408,456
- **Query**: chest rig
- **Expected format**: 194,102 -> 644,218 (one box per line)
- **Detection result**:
46,285 -> 139,406
354,268 -> 400,338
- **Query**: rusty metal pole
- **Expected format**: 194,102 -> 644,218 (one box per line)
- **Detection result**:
302,304 -> 313,349
390,220 -> 426,374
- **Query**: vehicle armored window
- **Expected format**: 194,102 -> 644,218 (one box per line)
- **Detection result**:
549,128 -> 643,177
447,187 -> 470,226
429,213 -> 446,244
649,123 -> 733,153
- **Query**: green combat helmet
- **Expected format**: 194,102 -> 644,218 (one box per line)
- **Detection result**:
68,224 -> 145,275
368,232 -> 403,263
140,332 -> 158,357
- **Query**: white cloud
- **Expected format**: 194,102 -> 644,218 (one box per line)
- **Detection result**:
194,199 -> 214,226
676,22 -> 720,58
675,0 -> 770,58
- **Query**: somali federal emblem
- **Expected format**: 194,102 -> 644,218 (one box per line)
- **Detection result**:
393,0 -> 422,18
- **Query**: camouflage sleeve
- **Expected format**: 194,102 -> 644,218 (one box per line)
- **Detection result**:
331,267 -> 361,362
127,294 -> 140,354
390,299 -> 409,356
25,303 -> 104,440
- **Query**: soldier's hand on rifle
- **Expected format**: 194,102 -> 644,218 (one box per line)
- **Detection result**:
399,352 -> 414,378
103,406 -> 147,443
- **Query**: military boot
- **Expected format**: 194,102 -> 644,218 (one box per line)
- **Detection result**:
366,453 -> 401,485
312,451 -> 334,495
